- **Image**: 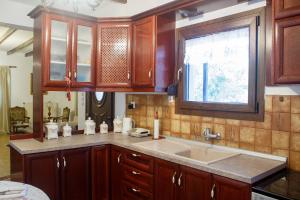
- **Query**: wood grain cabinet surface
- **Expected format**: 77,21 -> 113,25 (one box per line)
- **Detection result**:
273,15 -> 300,84
110,146 -> 124,200
274,0 -> 300,19
97,22 -> 132,88
24,148 -> 90,200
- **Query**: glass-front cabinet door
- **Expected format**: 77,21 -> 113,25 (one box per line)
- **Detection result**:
44,14 -> 73,87
72,20 -> 96,87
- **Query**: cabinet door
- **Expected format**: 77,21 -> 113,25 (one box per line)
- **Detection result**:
133,16 -> 156,87
91,145 -> 110,200
44,14 -> 73,87
111,146 -> 123,200
154,159 -> 179,200
179,166 -> 212,200
24,151 -> 60,200
97,23 -> 132,88
60,147 -> 90,200
274,0 -> 300,19
274,16 -> 300,84
212,175 -> 251,200
72,19 -> 97,87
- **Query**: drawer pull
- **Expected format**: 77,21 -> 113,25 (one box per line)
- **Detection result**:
131,188 -> 140,193
131,153 -> 141,157
56,158 -> 60,169
172,171 -> 177,184
178,173 -> 182,186
132,171 -> 141,175
117,154 -> 122,164
211,184 -> 216,199
63,156 -> 66,168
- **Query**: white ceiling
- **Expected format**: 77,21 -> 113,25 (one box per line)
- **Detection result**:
8,0 -> 176,17
0,25 -> 33,54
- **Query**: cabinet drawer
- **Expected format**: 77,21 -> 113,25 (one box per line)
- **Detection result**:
122,181 -> 153,200
123,150 -> 154,173
122,164 -> 153,192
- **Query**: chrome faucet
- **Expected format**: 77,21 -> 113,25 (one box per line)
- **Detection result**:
203,128 -> 221,141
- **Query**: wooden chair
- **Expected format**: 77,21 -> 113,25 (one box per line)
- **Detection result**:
9,106 -> 30,133
53,107 -> 70,123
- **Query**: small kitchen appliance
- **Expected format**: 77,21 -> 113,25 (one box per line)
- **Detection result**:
122,117 -> 134,135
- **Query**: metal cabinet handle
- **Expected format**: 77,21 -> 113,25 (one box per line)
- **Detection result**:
172,171 -> 177,184
177,67 -> 183,81
178,173 -> 182,186
56,158 -> 60,169
63,157 -> 66,168
132,171 -> 141,175
131,153 -> 141,157
211,184 -> 216,199
131,188 -> 140,193
74,72 -> 77,79
117,154 -> 122,164
148,69 -> 152,79
127,71 -> 131,80
68,71 -> 72,79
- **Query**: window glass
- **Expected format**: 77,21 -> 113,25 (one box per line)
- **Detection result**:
95,92 -> 104,102
184,27 -> 249,104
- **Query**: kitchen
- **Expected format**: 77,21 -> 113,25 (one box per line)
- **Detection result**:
0,0 -> 300,200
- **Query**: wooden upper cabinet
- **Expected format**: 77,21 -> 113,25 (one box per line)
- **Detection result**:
179,166 -> 212,200
274,0 -> 300,19
44,14 -> 73,88
60,148 -> 90,200
133,16 -> 156,88
97,22 -> 132,88
24,151 -> 60,200
212,175 -> 251,200
32,11 -> 97,89
72,19 -> 97,87
133,14 -> 175,91
273,15 -> 300,84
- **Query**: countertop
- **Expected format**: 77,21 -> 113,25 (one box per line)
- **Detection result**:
9,133 -> 287,184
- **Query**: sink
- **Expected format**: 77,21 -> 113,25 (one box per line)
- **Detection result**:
133,139 -> 239,164
175,147 -> 239,165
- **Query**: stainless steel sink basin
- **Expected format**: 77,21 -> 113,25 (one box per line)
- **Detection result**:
175,147 -> 239,164
133,140 -> 239,165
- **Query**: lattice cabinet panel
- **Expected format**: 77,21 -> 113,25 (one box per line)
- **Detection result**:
97,23 -> 132,87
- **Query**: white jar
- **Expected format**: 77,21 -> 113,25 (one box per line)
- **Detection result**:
45,119 -> 58,140
63,123 -> 72,137
84,117 -> 96,135
113,116 -> 122,133
100,121 -> 108,134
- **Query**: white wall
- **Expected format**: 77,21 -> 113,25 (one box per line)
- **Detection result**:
0,0 -> 33,28
0,50 -> 33,107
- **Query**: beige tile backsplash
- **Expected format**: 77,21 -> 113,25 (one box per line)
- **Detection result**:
126,94 -> 300,171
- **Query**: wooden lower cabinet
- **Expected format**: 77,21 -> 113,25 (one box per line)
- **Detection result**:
91,145 -> 110,200
154,159 -> 179,200
110,146 -> 124,200
179,166 -> 212,200
23,145 -> 251,200
24,148 -> 90,200
60,147 -> 90,200
213,175 -> 251,200
24,151 -> 60,200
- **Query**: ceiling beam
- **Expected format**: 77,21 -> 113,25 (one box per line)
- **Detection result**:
0,28 -> 17,45
24,51 -> 33,57
7,37 -> 33,55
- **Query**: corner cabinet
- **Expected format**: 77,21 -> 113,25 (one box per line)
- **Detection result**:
97,22 -> 132,88
30,11 -> 96,90
132,14 -> 175,91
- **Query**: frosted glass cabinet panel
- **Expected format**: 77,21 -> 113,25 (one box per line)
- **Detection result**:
50,20 -> 70,81
76,25 -> 92,82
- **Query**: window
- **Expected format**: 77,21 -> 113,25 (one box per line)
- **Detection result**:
177,10 -> 265,121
